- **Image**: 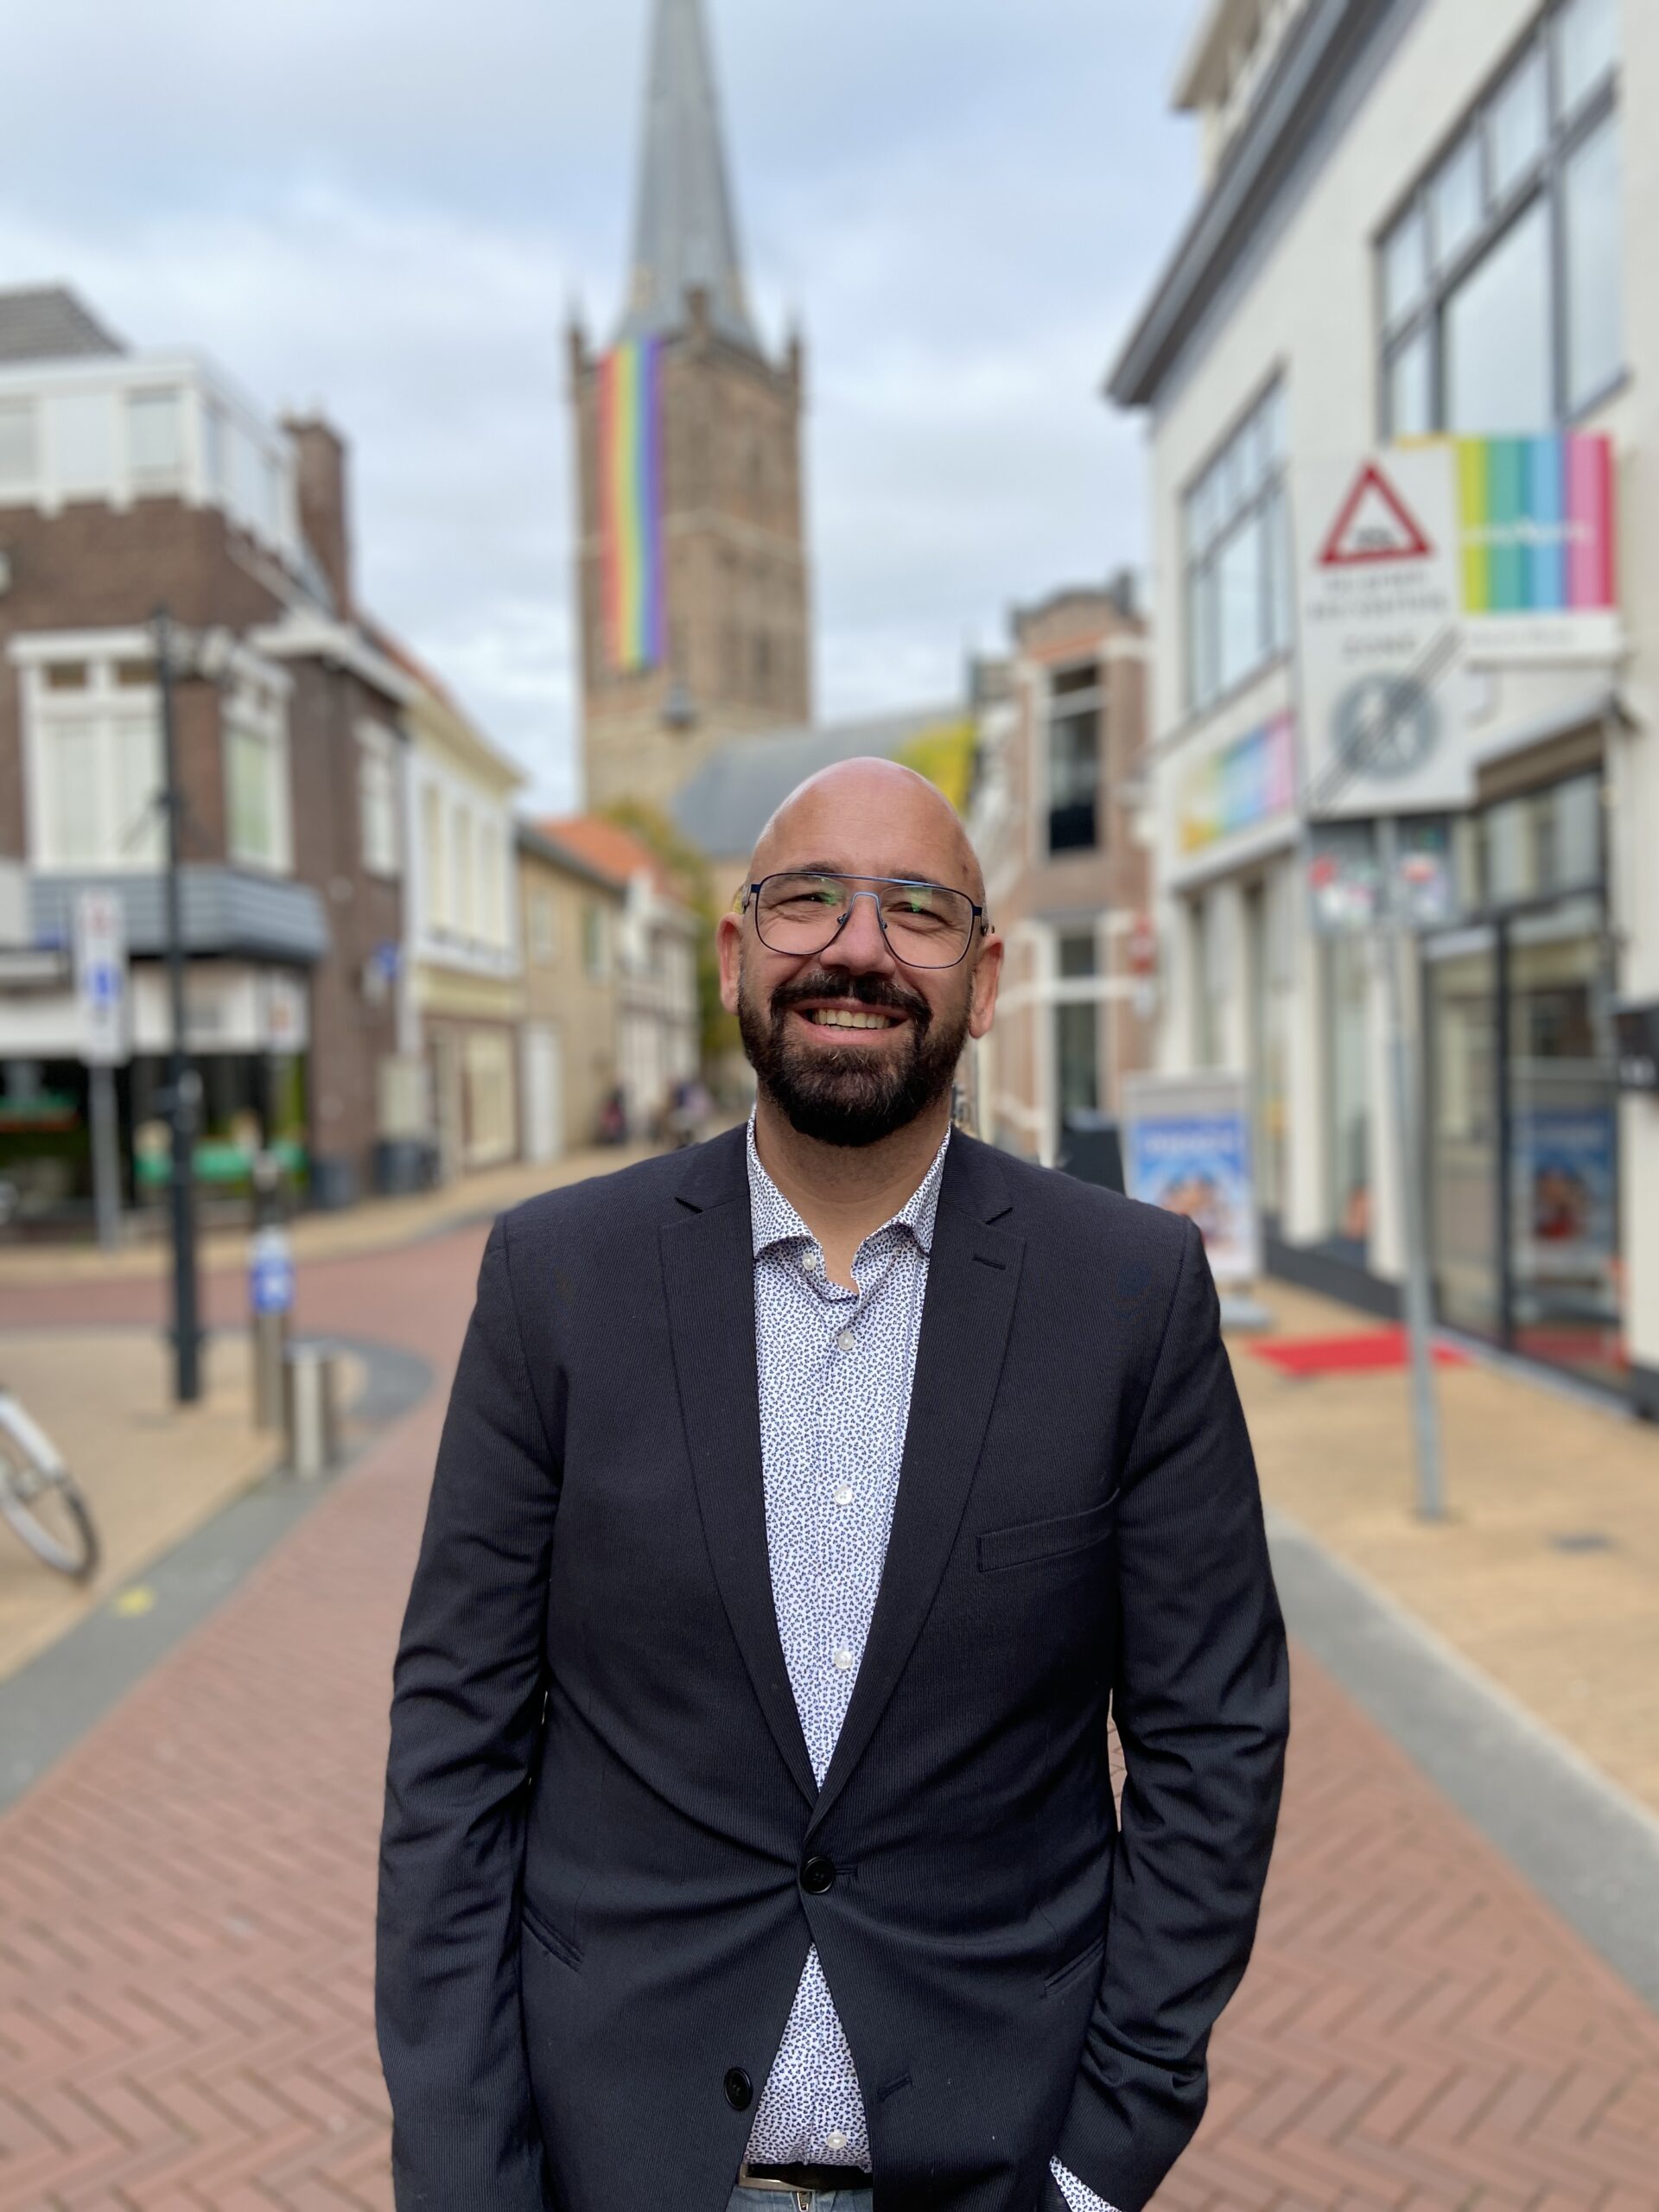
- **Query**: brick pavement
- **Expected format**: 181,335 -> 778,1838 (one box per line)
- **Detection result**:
0,1217 -> 1656,2210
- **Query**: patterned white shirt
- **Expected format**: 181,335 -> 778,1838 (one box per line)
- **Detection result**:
743,1122 -> 1115,2212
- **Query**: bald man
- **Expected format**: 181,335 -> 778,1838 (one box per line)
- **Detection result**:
378,761 -> 1287,2212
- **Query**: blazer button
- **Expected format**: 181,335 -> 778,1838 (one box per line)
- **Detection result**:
723,2067 -> 753,2111
801,1854 -> 836,1896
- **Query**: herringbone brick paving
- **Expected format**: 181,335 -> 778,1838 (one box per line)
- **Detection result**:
1,1214 -> 1656,2211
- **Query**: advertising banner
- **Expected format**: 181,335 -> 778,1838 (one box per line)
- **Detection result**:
1510,1104 -> 1618,1289
1122,1072 -> 1258,1284
1295,448 -> 1468,820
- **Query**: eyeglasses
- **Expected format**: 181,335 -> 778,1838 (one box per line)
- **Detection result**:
744,871 -> 988,971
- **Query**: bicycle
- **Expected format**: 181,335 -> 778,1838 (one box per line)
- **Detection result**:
0,1385 -> 99,1580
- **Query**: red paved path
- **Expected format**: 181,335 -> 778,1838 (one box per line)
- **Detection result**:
1,1221 -> 1656,2212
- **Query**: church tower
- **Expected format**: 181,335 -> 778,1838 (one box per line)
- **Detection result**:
571,0 -> 812,816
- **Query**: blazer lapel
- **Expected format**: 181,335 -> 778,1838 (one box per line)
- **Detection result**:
810,1139 -> 1024,1834
659,1133 -> 817,1808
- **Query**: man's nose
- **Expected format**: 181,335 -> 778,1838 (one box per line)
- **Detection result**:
818,890 -> 895,971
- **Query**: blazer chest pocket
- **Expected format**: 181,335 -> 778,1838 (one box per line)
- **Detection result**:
976,1492 -> 1119,1574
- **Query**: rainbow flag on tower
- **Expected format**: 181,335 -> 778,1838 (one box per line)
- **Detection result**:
599,339 -> 666,672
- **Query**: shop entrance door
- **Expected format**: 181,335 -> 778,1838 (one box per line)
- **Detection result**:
1505,897 -> 1623,1384
1425,928 -> 1502,1343
1423,895 -> 1624,1385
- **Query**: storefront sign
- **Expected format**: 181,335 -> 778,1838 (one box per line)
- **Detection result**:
73,891 -> 129,1066
1454,432 -> 1617,641
1296,449 -> 1468,820
1122,1072 -> 1259,1284
1178,713 -> 1297,855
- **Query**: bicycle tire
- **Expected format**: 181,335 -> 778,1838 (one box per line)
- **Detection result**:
0,1399 -> 100,1580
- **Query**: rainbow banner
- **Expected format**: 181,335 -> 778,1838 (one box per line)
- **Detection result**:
599,339 -> 666,672
1454,434 -> 1616,615
1179,711 -> 1297,855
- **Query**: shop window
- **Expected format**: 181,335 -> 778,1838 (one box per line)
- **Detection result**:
1194,893 -> 1231,1070
1184,381 -> 1290,714
1046,663 -> 1102,854
1380,0 -> 1622,437
463,1031 -> 517,1169
1055,1002 -> 1099,1122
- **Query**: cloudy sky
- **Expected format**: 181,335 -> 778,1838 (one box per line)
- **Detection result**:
0,1 -> 1198,810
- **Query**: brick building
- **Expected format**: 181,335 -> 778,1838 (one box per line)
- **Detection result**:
515,823 -> 628,1160
968,579 -> 1153,1163
0,287 -> 414,1223
569,0 -> 811,817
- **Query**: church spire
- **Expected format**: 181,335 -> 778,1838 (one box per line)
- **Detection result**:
618,0 -> 759,353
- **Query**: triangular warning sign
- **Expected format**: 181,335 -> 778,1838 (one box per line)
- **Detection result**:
1319,462 -> 1434,566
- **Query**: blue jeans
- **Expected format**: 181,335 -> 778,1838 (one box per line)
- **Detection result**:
728,2190 -> 873,2212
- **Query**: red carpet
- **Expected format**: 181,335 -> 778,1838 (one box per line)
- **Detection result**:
1249,1327 -> 1470,1377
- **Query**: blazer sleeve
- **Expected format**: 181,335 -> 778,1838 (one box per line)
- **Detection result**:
1054,1217 -> 1290,2212
376,1217 -> 563,2212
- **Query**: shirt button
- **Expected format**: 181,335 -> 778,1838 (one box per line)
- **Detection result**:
833,1484 -> 855,1507
802,1252 -> 821,1274
833,1646 -> 855,1672
825,2131 -> 849,2153
836,1328 -> 855,1351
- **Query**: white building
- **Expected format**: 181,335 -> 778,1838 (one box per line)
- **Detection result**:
1112,0 -> 1657,1408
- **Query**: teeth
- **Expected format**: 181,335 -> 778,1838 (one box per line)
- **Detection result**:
810,1008 -> 894,1030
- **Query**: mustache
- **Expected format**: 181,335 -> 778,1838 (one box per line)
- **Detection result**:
768,970 -> 931,1023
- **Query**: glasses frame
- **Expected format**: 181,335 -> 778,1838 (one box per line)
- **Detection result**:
743,871 -> 990,972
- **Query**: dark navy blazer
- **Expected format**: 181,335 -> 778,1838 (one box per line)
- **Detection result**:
376,1127 -> 1288,2212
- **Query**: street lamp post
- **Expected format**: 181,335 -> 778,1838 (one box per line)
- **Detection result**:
154,607 -> 202,1404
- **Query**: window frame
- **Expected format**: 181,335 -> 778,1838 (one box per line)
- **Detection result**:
225,677 -> 293,874
19,649 -> 165,871
1376,0 -> 1623,442
356,721 -> 403,880
1042,658 -> 1105,857
1181,377 -> 1291,718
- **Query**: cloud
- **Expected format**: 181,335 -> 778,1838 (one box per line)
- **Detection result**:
0,0 -> 1197,813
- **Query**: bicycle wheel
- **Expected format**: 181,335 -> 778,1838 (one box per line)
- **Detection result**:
0,1398 -> 100,1580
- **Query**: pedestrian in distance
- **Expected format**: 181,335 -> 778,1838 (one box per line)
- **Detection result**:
376,757 -> 1289,2212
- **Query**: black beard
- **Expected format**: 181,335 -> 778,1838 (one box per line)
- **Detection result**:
738,966 -> 969,1148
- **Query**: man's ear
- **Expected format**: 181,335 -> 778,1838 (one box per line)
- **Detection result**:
715,911 -> 743,1016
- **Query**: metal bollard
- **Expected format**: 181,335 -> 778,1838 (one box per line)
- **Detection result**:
283,1340 -> 340,1479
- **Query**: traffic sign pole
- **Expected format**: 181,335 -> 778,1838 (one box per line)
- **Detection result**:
156,609 -> 203,1406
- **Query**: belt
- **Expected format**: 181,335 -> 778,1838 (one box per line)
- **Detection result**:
739,2163 -> 873,2195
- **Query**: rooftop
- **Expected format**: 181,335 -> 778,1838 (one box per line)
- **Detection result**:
0,286 -> 125,365
668,704 -> 969,867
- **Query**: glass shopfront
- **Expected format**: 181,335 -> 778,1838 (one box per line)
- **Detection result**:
1423,771 -> 1622,1387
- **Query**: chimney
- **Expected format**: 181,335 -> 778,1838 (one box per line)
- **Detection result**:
283,416 -> 353,617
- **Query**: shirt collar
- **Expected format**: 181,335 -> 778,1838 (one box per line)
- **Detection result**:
746,1114 -> 951,1262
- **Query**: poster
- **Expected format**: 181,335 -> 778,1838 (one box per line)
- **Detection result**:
1510,1106 -> 1618,1287
1122,1072 -> 1259,1284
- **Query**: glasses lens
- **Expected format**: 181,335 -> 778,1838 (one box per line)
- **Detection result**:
753,874 -> 976,967
878,881 -> 974,968
755,874 -> 852,955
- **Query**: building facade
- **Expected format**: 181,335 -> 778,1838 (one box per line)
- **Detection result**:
1113,0 -> 1656,1406
0,289 -> 413,1220
389,652 -> 524,1183
969,582 -> 1154,1163
516,823 -> 628,1160
570,0 -> 811,817
541,817 -> 701,1140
